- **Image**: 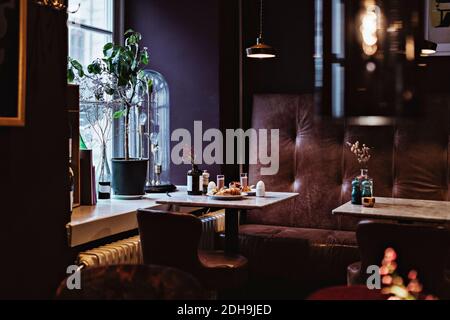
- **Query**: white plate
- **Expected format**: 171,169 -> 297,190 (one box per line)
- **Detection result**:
113,195 -> 144,200
245,189 -> 257,196
208,193 -> 247,201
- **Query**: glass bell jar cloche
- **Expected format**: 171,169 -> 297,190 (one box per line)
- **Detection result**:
142,70 -> 176,193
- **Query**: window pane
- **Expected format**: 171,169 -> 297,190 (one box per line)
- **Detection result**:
68,0 -> 113,32
68,0 -> 115,188
69,25 -> 112,69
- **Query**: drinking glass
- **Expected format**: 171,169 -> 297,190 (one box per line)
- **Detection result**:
240,173 -> 248,189
217,175 -> 225,190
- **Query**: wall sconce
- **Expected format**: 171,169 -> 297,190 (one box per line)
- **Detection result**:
34,0 -> 66,11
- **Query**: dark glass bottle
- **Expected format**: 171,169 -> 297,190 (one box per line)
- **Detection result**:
351,178 -> 362,205
187,165 -> 203,196
361,180 -> 372,198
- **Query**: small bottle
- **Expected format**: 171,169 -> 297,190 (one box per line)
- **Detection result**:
187,165 -> 203,196
361,180 -> 373,198
69,138 -> 75,213
351,179 -> 362,205
202,170 -> 210,195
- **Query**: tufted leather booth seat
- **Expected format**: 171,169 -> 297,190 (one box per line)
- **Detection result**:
239,94 -> 450,297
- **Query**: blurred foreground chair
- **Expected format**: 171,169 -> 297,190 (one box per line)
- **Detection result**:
56,264 -> 206,300
348,220 -> 450,299
137,208 -> 248,293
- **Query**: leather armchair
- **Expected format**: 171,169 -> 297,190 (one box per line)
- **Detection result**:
347,220 -> 450,299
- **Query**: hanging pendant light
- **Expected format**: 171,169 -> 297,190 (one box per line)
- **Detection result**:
421,40 -> 437,56
246,0 -> 276,59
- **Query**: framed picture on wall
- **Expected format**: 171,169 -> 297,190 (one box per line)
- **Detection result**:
425,0 -> 450,56
0,0 -> 27,127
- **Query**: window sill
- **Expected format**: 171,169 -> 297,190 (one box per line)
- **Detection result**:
67,197 -> 161,247
67,187 -> 192,247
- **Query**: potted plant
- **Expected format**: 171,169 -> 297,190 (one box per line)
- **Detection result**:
68,30 -> 152,196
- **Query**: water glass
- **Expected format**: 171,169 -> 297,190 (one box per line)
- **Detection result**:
217,175 -> 225,190
240,173 -> 248,188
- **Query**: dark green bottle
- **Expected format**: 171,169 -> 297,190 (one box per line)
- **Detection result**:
351,179 -> 362,205
361,180 -> 372,198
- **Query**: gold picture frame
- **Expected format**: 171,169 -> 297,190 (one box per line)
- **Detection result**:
0,0 -> 27,127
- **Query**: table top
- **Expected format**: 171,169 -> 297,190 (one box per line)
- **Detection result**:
68,188 -> 298,247
333,197 -> 450,223
156,192 -> 299,210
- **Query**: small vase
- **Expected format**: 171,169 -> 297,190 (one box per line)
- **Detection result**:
357,168 -> 373,198
98,144 -> 111,199
351,179 -> 362,205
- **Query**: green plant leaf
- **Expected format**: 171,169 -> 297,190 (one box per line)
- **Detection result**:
70,59 -> 85,77
103,42 -> 114,57
113,110 -> 126,119
67,68 -> 75,83
87,62 -> 102,75
140,50 -> 149,65
105,87 -> 115,95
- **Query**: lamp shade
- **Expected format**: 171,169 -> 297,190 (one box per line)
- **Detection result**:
246,37 -> 276,59
421,40 -> 437,55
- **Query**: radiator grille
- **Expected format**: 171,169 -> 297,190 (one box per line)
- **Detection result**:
77,211 -> 226,268
77,236 -> 143,268
199,210 -> 225,250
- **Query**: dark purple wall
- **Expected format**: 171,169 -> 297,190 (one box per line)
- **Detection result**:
125,0 -> 221,185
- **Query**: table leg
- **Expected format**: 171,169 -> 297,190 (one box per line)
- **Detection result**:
225,208 -> 239,255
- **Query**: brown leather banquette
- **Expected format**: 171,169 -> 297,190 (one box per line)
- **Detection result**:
239,94 -> 450,298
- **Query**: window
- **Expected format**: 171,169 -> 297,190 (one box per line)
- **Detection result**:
68,0 -> 114,69
68,0 -> 119,174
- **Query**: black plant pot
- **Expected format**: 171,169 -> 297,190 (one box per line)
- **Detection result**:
112,158 -> 148,196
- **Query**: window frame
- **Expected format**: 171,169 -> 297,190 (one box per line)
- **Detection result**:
68,0 -> 126,167
68,0 -> 124,46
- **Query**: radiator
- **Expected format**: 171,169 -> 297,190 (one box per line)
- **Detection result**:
199,210 -> 225,250
77,236 -> 143,268
77,211 -> 226,268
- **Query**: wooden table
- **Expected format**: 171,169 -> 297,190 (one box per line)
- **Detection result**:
156,192 -> 299,254
332,197 -> 450,225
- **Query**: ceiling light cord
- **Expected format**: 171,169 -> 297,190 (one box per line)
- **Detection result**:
246,0 -> 276,58
259,0 -> 264,38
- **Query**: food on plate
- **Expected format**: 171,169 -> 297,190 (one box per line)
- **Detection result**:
209,187 -> 242,196
229,182 -> 254,193
229,181 -> 242,189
